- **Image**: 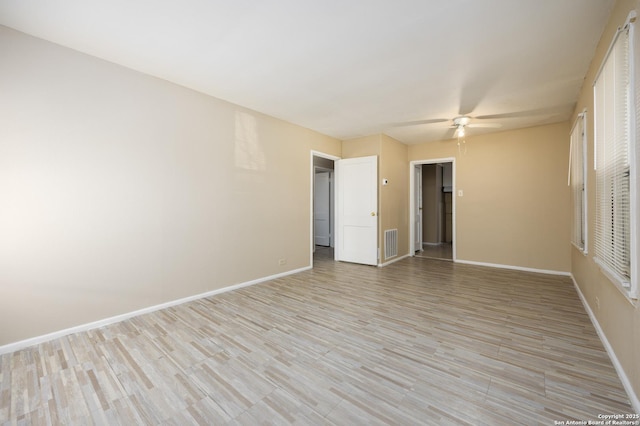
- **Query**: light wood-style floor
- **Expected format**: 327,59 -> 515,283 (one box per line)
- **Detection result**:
1,247 -> 634,425
415,243 -> 453,261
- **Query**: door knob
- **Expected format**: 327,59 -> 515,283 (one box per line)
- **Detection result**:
371,212 -> 376,216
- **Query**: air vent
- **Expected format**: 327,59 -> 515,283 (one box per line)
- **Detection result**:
384,229 -> 398,259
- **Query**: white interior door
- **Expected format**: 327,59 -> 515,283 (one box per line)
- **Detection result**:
335,156 -> 378,265
414,165 -> 422,252
314,171 -> 331,246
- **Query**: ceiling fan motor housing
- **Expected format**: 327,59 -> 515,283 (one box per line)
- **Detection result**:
453,116 -> 471,127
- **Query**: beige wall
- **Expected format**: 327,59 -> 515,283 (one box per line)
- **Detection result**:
341,124 -> 574,316
380,134 -> 409,263
342,135 -> 381,158
0,26 -> 340,346
570,0 -> 640,407
409,122 -> 571,272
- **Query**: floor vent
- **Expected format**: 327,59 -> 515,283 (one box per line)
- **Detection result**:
384,229 -> 398,259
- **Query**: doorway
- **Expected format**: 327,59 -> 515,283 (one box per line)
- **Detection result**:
314,168 -> 333,247
409,159 -> 455,261
311,151 -> 379,267
311,152 -> 338,266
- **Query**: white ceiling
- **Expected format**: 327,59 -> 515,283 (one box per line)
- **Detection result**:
0,0 -> 614,144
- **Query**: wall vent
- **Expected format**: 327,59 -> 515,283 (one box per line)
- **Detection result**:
384,229 -> 398,259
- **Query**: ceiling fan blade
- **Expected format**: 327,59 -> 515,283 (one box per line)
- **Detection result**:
475,103 -> 574,120
389,118 -> 449,127
458,70 -> 497,116
458,89 -> 484,117
443,128 -> 456,140
467,123 -> 502,128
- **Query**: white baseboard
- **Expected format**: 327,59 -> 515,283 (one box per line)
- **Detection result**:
455,259 -> 571,277
378,254 -> 410,267
0,265 -> 311,355
570,275 -> 640,413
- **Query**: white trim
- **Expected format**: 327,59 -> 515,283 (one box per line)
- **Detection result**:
378,253 -> 410,267
594,257 -> 638,300
593,11 -> 637,86
569,109 -> 588,254
629,10 -> 639,302
571,241 -> 589,256
409,158 -> 456,261
455,259 -> 571,277
582,110 -> 589,256
0,266 -> 311,355
570,275 -> 640,413
313,166 -> 335,249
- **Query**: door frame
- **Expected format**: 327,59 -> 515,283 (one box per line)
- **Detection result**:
409,158 -> 456,260
310,151 -> 340,267
414,164 -> 423,253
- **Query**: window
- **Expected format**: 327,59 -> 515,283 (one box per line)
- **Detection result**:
593,12 -> 637,299
569,111 -> 587,253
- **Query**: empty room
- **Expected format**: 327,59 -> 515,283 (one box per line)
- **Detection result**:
1,0 -> 639,424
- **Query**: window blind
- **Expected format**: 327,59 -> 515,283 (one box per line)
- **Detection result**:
593,21 -> 632,287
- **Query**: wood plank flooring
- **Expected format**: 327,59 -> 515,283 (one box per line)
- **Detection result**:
1,247 -> 635,425
415,243 -> 453,261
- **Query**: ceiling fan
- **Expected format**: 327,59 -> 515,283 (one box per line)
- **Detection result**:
451,115 -> 501,138
390,114 -> 502,139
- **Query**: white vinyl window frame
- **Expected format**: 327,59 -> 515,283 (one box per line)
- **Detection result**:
569,111 -> 587,253
593,11 -> 637,300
